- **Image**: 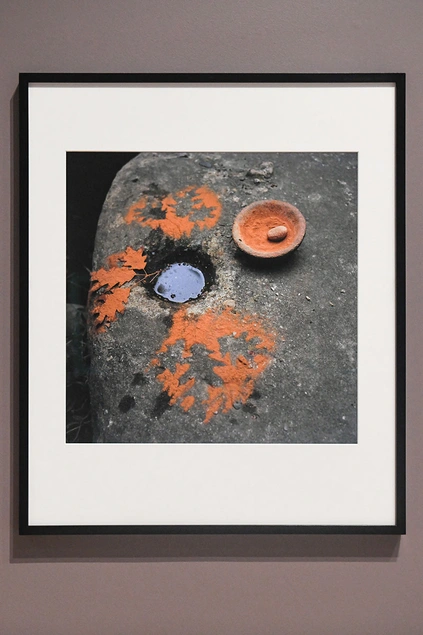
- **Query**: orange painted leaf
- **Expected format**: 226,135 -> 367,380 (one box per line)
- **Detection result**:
107,246 -> 147,271
90,246 -> 147,332
118,246 -> 147,270
92,287 -> 131,331
90,266 -> 135,293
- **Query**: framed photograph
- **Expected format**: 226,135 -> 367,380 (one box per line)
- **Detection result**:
19,73 -> 405,534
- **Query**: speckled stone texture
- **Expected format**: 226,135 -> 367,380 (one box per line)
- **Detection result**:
88,152 -> 357,443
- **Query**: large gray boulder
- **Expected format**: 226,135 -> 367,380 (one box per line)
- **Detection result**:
88,152 -> 357,443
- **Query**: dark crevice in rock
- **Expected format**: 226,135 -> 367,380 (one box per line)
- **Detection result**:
151,391 -> 171,419
119,395 -> 136,413
131,372 -> 147,386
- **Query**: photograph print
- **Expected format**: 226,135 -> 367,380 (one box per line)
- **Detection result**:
66,150 -> 357,444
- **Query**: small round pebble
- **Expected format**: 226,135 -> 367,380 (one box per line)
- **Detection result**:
267,225 -> 288,242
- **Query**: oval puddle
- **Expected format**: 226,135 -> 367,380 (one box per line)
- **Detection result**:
154,263 -> 205,303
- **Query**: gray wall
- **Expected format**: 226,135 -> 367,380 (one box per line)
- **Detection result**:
1,1 -> 421,633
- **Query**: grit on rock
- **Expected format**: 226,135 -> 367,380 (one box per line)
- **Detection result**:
87,152 -> 357,443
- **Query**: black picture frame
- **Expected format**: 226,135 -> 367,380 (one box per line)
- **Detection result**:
19,73 -> 405,535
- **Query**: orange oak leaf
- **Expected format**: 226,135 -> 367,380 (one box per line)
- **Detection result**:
107,246 -> 147,270
90,266 -> 136,294
90,246 -> 147,332
91,287 -> 131,332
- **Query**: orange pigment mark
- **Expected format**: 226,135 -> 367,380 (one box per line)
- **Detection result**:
181,395 -> 195,412
155,307 -> 275,359
191,186 -> 222,230
204,352 -> 270,423
156,363 -> 195,405
124,185 -> 222,239
89,246 -> 147,332
125,196 -> 147,225
151,307 -> 276,422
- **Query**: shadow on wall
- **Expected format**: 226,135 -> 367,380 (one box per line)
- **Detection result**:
10,529 -> 400,562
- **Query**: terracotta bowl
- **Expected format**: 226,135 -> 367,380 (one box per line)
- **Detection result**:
232,200 -> 306,258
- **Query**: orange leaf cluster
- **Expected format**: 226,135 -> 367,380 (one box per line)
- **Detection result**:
151,306 -> 277,422
90,246 -> 147,333
106,245 -> 147,270
125,184 -> 222,240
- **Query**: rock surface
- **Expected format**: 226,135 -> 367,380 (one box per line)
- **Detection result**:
88,152 -> 357,443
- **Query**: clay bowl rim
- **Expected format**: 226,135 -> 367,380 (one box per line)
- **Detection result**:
232,199 -> 307,259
